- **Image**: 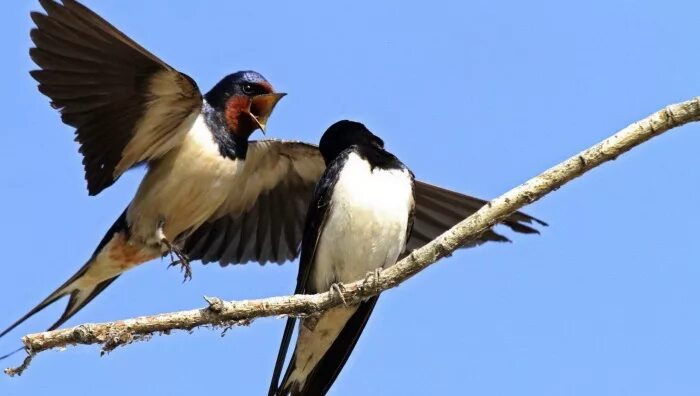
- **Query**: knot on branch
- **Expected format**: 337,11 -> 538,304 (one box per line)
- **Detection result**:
204,296 -> 225,313
101,331 -> 134,355
72,325 -> 92,343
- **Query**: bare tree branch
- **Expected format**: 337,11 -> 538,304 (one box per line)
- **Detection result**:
6,97 -> 700,377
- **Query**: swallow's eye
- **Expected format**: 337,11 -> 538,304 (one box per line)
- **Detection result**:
242,84 -> 255,95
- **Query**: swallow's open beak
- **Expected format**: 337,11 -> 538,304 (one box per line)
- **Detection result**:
249,93 -> 286,134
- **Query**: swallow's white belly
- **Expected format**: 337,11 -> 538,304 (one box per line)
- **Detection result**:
126,114 -> 245,245
286,152 -> 414,388
311,152 -> 414,293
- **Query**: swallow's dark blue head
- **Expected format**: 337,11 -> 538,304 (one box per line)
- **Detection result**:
319,120 -> 385,164
204,71 -> 286,138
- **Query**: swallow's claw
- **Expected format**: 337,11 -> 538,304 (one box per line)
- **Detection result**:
162,238 -> 192,282
362,268 -> 382,293
330,283 -> 348,306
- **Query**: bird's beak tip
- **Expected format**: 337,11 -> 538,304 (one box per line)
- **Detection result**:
250,92 -> 286,135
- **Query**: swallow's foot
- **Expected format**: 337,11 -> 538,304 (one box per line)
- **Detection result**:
362,268 -> 383,293
162,238 -> 192,282
330,283 -> 348,306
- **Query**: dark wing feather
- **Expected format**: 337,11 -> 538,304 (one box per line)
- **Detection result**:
184,141 -> 325,265
31,0 -> 202,195
185,142 -> 546,267
406,181 -> 547,252
268,153 -> 345,396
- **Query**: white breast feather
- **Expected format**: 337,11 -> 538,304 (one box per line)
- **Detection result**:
128,114 -> 245,242
285,151 -> 413,389
311,152 -> 413,293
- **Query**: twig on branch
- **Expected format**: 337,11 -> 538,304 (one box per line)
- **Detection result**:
6,97 -> 700,377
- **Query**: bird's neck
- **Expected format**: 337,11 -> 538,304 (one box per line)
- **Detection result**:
349,144 -> 405,171
201,101 -> 249,160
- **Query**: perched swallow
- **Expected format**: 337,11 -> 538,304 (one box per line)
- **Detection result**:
269,121 -> 417,396
1,0 -> 545,343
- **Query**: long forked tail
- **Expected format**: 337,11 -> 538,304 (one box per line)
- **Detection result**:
276,298 -> 379,396
0,210 -> 129,347
0,270 -> 120,340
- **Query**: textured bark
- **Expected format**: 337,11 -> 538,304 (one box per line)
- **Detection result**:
6,97 -> 700,376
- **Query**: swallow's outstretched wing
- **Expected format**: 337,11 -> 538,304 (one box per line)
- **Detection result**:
407,181 -> 546,252
31,0 -> 202,195
184,142 -> 545,267
183,141 -> 325,265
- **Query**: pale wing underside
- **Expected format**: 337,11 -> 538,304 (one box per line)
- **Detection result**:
31,0 -> 202,195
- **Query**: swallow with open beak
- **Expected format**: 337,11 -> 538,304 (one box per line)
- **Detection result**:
0,0 -> 288,337
1,0 -> 546,345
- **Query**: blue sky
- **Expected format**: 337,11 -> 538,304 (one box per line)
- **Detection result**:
1,0 -> 700,395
